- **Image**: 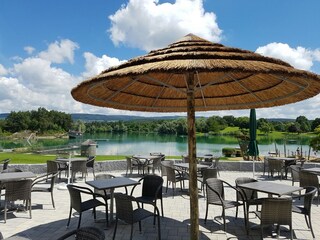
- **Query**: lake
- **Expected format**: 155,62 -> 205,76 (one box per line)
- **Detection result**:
0,133 -> 313,157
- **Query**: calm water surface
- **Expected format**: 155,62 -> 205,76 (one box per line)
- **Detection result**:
0,133 -> 312,157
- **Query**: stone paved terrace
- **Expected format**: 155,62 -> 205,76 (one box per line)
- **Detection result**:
1,167 -> 319,239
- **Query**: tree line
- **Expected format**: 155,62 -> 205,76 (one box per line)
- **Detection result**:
1,108 -> 320,136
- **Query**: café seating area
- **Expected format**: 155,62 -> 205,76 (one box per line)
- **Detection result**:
1,155 -> 320,239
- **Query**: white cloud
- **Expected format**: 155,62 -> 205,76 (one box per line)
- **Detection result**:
39,39 -> 79,64
256,42 -> 320,71
0,64 -> 8,76
108,0 -> 222,51
24,46 -> 35,55
82,52 -> 126,78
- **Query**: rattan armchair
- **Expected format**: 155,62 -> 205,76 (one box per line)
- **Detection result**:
71,160 -> 87,182
113,193 -> 161,240
268,159 -> 285,179
257,197 -> 293,240
31,172 -> 58,209
292,186 -> 317,239
205,178 -> 246,232
125,156 -> 140,175
3,179 -> 32,223
0,158 -> 10,171
57,226 -> 105,240
93,173 -> 115,226
197,167 -> 218,197
289,165 -> 301,186
130,175 -> 164,222
162,164 -> 187,197
300,171 -> 320,206
86,156 -> 96,178
66,184 -> 107,229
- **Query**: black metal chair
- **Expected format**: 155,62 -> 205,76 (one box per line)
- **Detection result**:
205,178 -> 246,232
130,175 -> 164,222
66,184 -> 107,229
257,197 -> 293,240
31,172 -> 59,209
57,226 -> 105,240
113,193 -> 161,240
3,179 -> 32,223
292,186 -> 317,238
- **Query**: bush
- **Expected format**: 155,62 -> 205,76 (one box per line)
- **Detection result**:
222,147 -> 236,157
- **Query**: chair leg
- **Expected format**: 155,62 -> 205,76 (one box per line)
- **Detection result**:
51,192 -> 55,209
204,203 -> 209,224
66,207 -> 72,228
77,213 -> 82,229
307,214 -> 315,238
112,218 -> 118,240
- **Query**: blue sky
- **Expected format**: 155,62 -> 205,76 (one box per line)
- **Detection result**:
0,0 -> 320,119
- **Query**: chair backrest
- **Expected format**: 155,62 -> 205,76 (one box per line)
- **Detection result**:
114,193 -> 135,224
212,158 -> 220,168
290,165 -> 301,183
268,159 -> 284,171
206,178 -> 224,203
163,165 -> 177,182
4,179 -> 32,202
261,197 -> 292,226
300,171 -> 319,188
72,160 -> 87,173
141,175 -> 163,199
202,168 -> 218,182
152,157 -> 162,168
32,172 -> 58,191
235,177 -> 258,202
182,155 -> 189,163
67,184 -> 83,212
94,174 -> 115,195
86,156 -> 95,168
302,186 -> 317,214
47,160 -> 58,174
1,158 -> 10,171
161,160 -> 174,177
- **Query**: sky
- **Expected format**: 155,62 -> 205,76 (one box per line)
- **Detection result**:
1,0 -> 320,119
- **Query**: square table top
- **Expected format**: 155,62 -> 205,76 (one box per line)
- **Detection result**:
0,171 -> 36,181
86,177 -> 139,190
266,156 -> 297,161
238,181 -> 302,196
55,157 -> 87,162
174,162 -> 209,170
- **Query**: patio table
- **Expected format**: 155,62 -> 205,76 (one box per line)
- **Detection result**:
86,177 -> 140,226
301,167 -> 320,175
238,181 -> 302,197
174,162 -> 209,172
0,171 -> 36,182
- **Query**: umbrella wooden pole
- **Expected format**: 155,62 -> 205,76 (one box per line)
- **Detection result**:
187,73 -> 199,240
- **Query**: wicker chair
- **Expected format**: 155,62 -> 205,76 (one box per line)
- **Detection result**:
212,158 -> 220,176
125,156 -> 140,175
300,171 -> 320,206
290,165 -> 301,186
0,158 -> 10,171
147,156 -> 162,174
197,167 -> 218,197
71,160 -> 87,182
57,226 -> 105,240
205,178 -> 246,232
3,179 -> 32,223
93,173 -> 115,226
113,193 -> 161,240
86,156 -> 96,178
66,184 -> 107,229
131,175 -> 164,222
31,172 -> 59,209
268,159 -> 285,179
292,186 -> 317,239
257,198 -> 293,240
162,164 -> 187,197
235,177 -> 263,233
160,160 -> 174,178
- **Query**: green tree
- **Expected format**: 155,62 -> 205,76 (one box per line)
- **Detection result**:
311,118 -> 320,131
296,116 -> 311,132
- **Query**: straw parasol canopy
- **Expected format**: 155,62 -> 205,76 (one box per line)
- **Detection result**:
71,33 -> 320,240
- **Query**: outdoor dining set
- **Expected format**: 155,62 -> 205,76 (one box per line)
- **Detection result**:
0,153 -> 319,240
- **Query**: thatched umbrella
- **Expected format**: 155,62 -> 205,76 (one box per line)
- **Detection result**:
71,33 -> 320,239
